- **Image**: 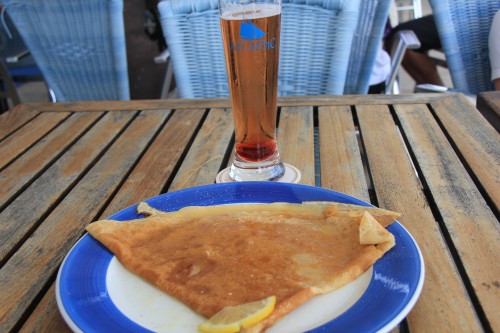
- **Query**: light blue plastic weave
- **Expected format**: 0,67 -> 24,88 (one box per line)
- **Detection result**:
344,0 -> 391,94
157,0 -> 364,98
2,0 -> 130,101
429,0 -> 500,94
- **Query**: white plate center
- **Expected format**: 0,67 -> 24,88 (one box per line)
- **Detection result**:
107,257 -> 372,332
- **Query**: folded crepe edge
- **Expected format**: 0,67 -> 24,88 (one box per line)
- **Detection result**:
137,201 -> 401,226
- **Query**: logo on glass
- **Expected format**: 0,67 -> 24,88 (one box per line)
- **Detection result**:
240,21 -> 266,40
229,20 -> 276,52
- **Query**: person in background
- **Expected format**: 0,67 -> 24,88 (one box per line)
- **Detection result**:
368,21 -> 392,94
489,10 -> 500,91
384,15 -> 443,87
368,47 -> 391,94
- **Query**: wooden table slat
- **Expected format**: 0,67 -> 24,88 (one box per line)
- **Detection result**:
395,102 -> 500,332
0,112 -> 103,208
0,111 -> 70,170
169,108 -> 233,192
430,94 -> 500,211
0,111 -> 135,262
99,108 -> 205,218
19,284 -> 68,333
18,93 -> 447,113
357,103 -> 482,332
318,105 -> 369,202
0,105 -> 39,141
278,106 -> 315,185
476,91 -> 500,132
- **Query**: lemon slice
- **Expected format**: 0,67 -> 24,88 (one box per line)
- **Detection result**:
199,295 -> 276,333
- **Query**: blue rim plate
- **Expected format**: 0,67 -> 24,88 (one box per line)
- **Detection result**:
56,182 -> 424,333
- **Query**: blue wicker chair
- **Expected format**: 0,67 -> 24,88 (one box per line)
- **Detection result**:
429,0 -> 500,94
157,0 -> 379,98
1,0 -> 130,101
344,0 -> 392,94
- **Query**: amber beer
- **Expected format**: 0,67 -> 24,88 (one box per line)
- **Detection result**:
220,3 -> 284,181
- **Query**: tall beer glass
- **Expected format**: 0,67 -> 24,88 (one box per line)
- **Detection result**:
219,0 -> 285,181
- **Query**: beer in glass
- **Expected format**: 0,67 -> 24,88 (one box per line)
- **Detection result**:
219,0 -> 285,181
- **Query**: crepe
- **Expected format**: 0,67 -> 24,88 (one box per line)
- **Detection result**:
86,201 -> 399,332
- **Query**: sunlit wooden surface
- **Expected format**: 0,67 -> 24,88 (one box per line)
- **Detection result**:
0,93 -> 498,333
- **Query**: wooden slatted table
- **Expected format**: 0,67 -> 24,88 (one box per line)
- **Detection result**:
0,93 -> 498,333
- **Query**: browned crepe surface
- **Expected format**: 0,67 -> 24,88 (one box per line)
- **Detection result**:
86,202 -> 399,332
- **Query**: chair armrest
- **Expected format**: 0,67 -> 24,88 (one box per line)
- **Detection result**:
5,48 -> 30,63
154,49 -> 170,64
384,29 -> 421,94
414,83 -> 454,93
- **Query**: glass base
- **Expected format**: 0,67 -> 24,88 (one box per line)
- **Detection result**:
229,162 -> 285,181
229,154 -> 285,181
216,163 -> 301,183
